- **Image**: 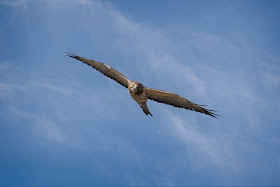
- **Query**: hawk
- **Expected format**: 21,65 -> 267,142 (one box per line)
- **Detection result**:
67,53 -> 218,118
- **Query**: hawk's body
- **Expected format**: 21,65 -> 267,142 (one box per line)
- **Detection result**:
128,81 -> 152,116
67,53 -> 218,118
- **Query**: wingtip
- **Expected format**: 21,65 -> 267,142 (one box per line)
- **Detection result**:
209,111 -> 219,118
66,52 -> 77,58
197,103 -> 219,118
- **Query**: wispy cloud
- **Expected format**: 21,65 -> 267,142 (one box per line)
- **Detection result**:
259,54 -> 280,87
102,5 -> 207,96
8,105 -> 65,143
0,0 -> 29,7
0,62 -> 111,151
168,111 -> 238,169
1,0 -> 280,185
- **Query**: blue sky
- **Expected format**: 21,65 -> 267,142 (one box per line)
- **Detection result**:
0,0 -> 280,185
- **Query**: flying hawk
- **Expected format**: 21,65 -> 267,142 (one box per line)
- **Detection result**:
67,53 -> 218,118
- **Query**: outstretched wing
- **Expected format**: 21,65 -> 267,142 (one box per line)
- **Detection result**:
67,53 -> 130,88
145,87 -> 218,118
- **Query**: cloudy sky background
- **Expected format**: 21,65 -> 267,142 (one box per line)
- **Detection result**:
0,0 -> 280,185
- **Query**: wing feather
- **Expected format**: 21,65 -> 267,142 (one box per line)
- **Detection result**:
145,87 -> 218,118
66,52 -> 130,88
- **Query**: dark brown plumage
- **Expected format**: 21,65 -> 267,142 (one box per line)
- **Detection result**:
66,52 -> 129,88
67,53 -> 218,118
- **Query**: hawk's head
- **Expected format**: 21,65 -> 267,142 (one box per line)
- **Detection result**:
129,81 -> 144,95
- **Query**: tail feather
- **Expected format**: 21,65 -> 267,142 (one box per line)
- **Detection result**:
139,102 -> 153,116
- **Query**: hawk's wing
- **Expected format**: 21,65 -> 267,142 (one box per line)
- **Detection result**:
145,87 -> 218,118
67,53 -> 130,88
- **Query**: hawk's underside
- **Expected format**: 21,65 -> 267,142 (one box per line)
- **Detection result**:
67,53 -> 218,118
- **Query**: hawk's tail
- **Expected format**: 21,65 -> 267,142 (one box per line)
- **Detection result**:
139,102 -> 153,116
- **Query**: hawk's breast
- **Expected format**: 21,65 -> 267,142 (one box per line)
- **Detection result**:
130,91 -> 148,103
